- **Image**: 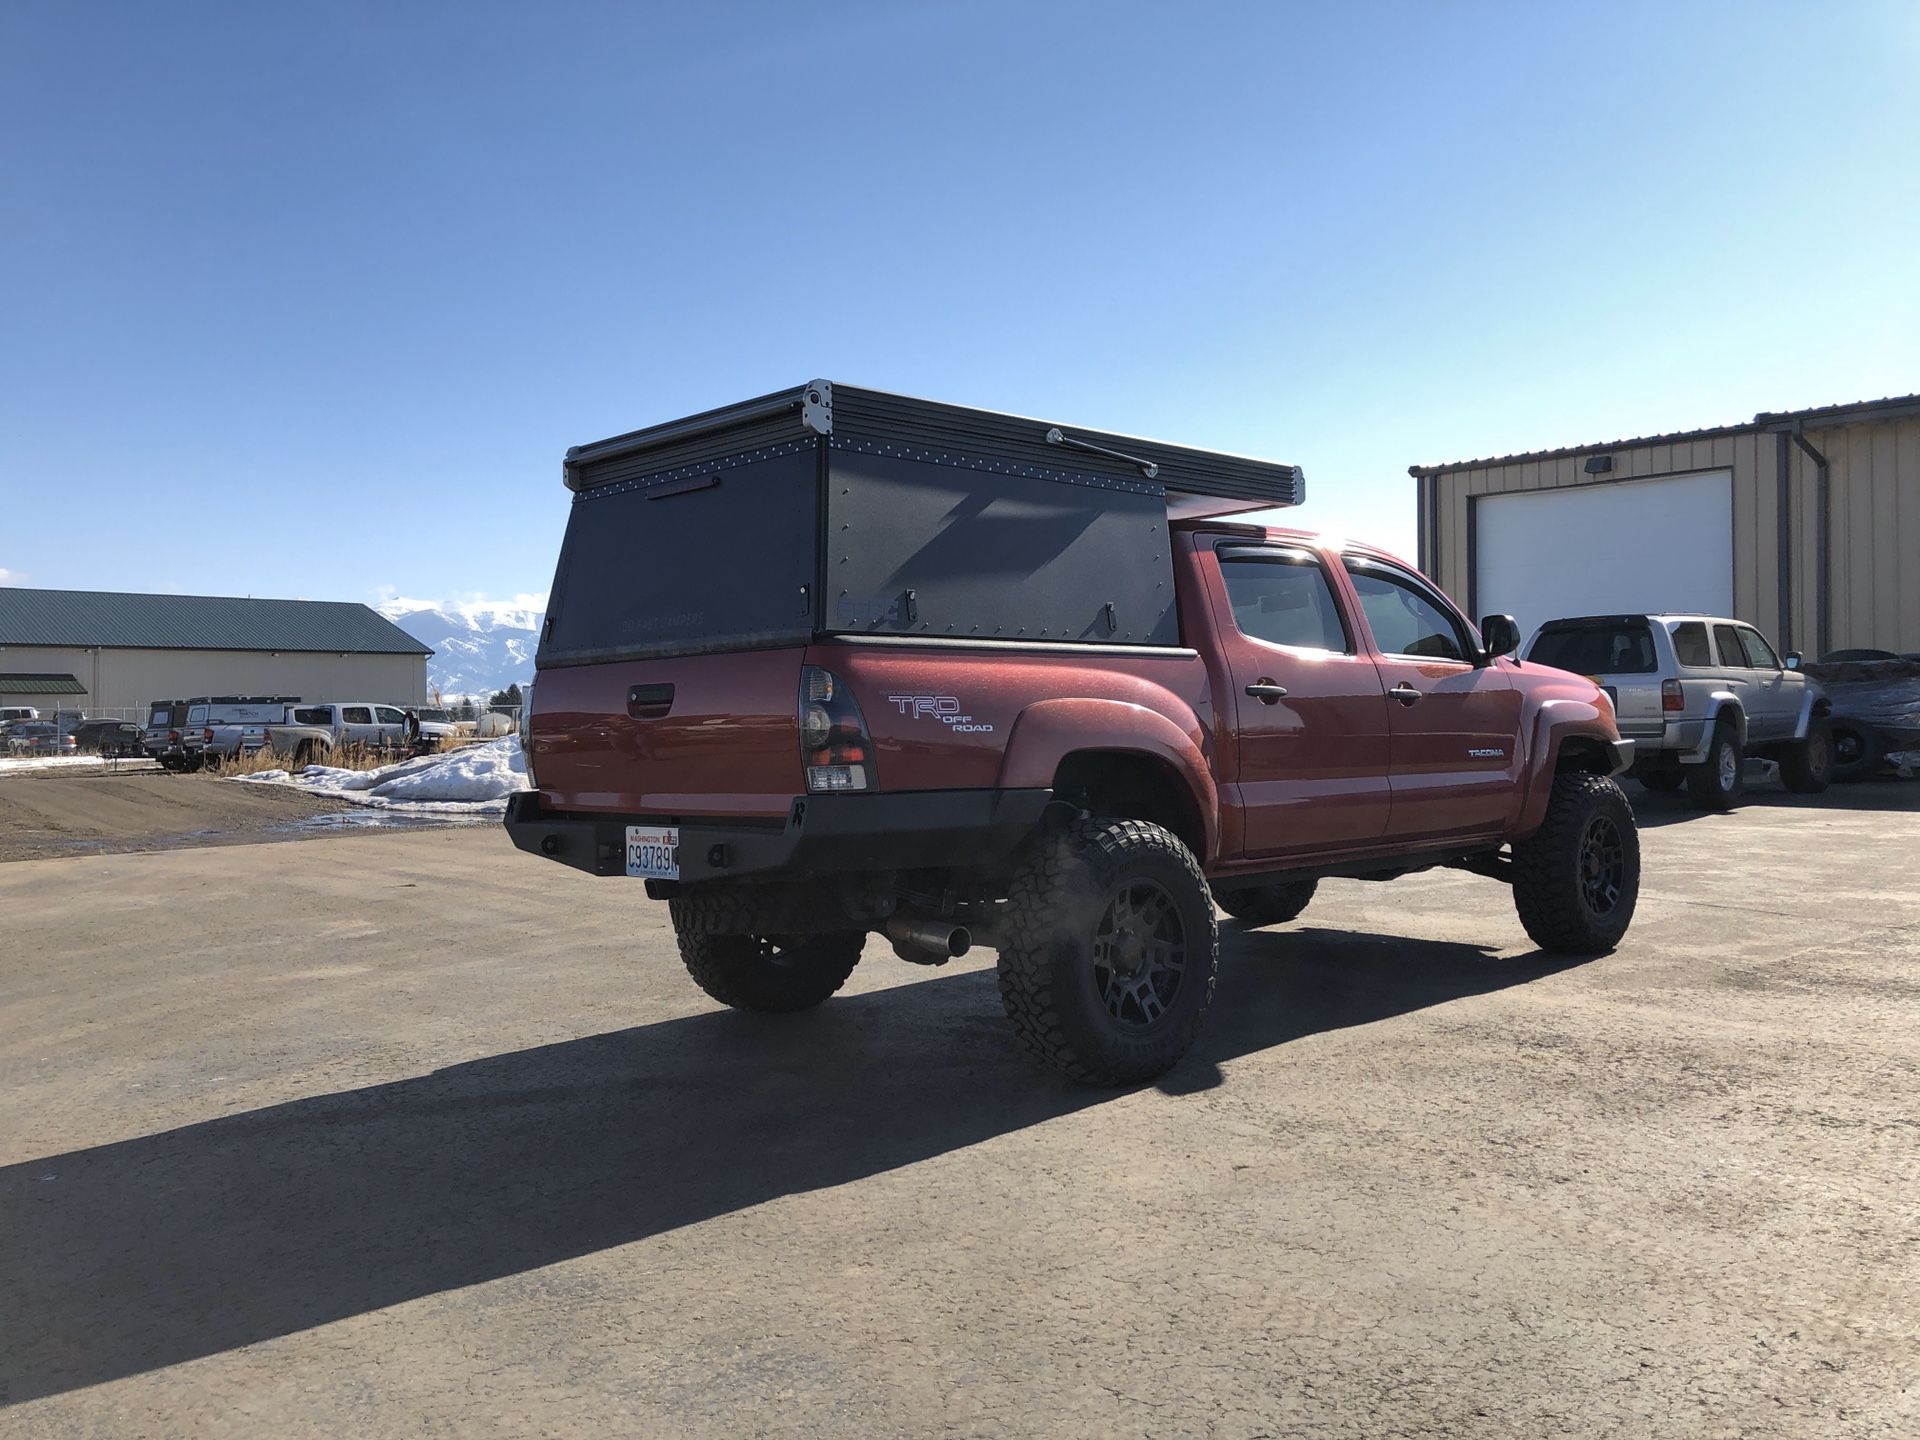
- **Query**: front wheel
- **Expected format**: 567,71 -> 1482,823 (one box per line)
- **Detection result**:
671,924 -> 864,1013
1779,718 -> 1834,794
1512,773 -> 1640,955
997,817 -> 1219,1086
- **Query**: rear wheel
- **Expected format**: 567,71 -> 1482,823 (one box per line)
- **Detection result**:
1512,773 -> 1640,954
1211,878 -> 1318,926
1684,719 -> 1744,809
997,817 -> 1219,1086
671,924 -> 864,1013
1779,718 -> 1834,794
1829,721 -> 1884,783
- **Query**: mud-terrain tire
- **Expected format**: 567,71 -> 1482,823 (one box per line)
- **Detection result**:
1512,773 -> 1639,955
1685,719 -> 1745,809
1829,721 -> 1884,783
670,910 -> 863,1013
1779,718 -> 1834,794
1637,768 -> 1683,793
1211,878 -> 1318,926
997,817 -> 1219,1086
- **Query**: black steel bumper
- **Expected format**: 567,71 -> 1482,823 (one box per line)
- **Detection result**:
503,788 -> 1054,884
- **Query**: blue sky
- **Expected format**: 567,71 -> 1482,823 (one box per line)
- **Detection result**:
2,1 -> 1916,608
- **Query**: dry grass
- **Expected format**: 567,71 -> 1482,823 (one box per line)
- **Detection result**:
214,740 -> 421,777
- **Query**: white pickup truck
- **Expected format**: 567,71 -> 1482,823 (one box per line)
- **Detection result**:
251,702 -> 458,767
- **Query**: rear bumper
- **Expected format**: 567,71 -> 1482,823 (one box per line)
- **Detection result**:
503,787 -> 1054,883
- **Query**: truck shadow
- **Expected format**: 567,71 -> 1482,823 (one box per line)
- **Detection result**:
0,927 -> 1580,1404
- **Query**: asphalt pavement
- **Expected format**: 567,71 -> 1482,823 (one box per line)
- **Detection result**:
3,783 -> 1917,1436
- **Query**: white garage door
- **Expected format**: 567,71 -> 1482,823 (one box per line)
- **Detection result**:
1476,469 -> 1734,640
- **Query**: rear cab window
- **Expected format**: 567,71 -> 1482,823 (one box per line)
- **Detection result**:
1217,548 -> 1351,653
1669,622 -> 1712,667
1529,619 -> 1658,675
342,707 -> 373,724
293,707 -> 331,726
1712,624 -> 1750,668
1343,558 -> 1472,662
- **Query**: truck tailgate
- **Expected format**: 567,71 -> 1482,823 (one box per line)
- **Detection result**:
529,649 -> 805,818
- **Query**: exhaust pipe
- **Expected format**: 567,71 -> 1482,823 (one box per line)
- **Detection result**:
884,914 -> 971,965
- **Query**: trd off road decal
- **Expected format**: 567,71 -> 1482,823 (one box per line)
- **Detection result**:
885,694 -> 995,734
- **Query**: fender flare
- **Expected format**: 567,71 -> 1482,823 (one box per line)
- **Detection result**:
1514,697 -> 1622,838
997,697 -> 1219,863
1678,694 -> 1746,762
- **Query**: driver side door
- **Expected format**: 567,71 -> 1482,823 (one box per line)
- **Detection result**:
1342,556 -> 1524,843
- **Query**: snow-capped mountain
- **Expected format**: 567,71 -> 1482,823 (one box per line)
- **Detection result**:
378,594 -> 544,700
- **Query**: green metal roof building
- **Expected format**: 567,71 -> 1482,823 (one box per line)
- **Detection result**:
0,588 -> 432,718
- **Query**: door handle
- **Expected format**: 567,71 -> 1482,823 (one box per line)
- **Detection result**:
627,683 -> 675,719
1245,681 -> 1289,703
1388,682 -> 1422,706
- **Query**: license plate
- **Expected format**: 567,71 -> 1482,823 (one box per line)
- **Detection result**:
625,825 -> 679,880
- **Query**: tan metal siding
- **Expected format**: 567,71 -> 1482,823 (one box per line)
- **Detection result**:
1424,412 -> 1920,654
0,647 -> 429,715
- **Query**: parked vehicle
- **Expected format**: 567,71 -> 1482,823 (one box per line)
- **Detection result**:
0,706 -> 39,724
141,700 -> 193,770
1523,614 -> 1831,807
69,719 -> 146,756
178,696 -> 303,769
252,702 -> 452,764
1800,655 -> 1920,781
5,722 -> 78,757
505,383 -> 1639,1086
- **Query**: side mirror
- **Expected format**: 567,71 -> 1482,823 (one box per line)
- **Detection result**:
1785,651 -> 1802,670
1479,614 -> 1521,661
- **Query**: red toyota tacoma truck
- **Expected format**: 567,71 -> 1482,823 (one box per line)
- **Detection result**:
508,383 -> 1639,1084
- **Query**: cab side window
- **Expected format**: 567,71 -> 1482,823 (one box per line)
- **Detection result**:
1219,553 -> 1351,653
1670,622 -> 1711,667
342,706 -> 373,724
375,706 -> 407,724
1712,624 -> 1750,668
1344,561 -> 1471,662
1736,627 -> 1781,670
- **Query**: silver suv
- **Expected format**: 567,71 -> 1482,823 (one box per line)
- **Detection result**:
1523,614 -> 1832,808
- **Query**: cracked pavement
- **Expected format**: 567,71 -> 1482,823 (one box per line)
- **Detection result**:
1,783 -> 1916,1436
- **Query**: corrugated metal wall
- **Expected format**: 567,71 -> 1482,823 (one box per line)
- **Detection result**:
1420,412 -> 1920,656
0,648 -> 430,712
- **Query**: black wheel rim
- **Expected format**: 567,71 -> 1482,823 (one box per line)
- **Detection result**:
1092,879 -> 1188,1029
1834,731 -> 1862,765
1579,816 -> 1626,916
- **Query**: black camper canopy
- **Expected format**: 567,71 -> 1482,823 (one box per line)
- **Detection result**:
539,381 -> 1304,667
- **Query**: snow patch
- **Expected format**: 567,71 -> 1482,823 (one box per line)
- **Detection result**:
0,754 -> 158,776
233,738 -> 529,813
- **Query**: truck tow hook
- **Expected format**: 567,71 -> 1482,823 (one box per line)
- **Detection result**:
884,915 -> 972,966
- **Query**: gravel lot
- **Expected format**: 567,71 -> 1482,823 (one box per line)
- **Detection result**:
2,785 -> 1917,1436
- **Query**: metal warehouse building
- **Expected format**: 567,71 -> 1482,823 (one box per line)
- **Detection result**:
1411,393 -> 1920,658
0,589 -> 431,718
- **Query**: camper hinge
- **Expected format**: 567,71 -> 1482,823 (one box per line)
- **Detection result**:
801,381 -> 833,436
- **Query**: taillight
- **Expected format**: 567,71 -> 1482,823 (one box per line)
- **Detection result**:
1661,679 -> 1684,712
799,666 -> 874,792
